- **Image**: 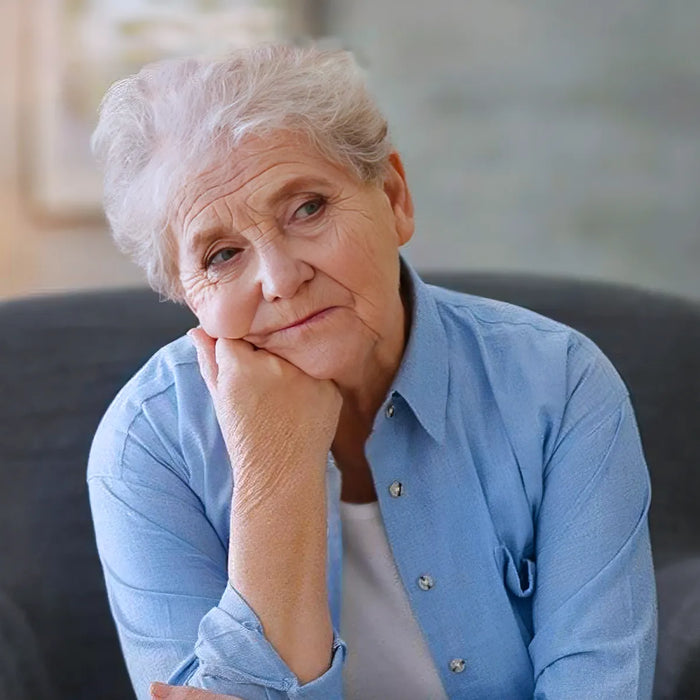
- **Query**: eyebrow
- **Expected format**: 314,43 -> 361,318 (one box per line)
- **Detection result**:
186,225 -> 231,257
185,174 -> 335,254
263,174 -> 337,213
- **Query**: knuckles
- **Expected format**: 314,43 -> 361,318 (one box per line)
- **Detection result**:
192,331 -> 342,451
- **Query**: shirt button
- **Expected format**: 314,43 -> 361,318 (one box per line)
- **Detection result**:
417,574 -> 434,591
449,658 -> 466,674
385,402 -> 395,418
388,480 -> 403,498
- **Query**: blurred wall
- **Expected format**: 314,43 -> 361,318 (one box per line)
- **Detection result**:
2,0 -> 698,300
331,0 -> 700,298
0,0 -> 145,299
330,0 -> 700,301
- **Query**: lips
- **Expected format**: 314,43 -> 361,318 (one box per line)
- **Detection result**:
256,307 -> 336,336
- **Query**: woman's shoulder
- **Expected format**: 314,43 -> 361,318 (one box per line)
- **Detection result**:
105,334 -> 202,419
428,283 -> 629,430
87,335 -> 212,481
426,283 -> 632,496
429,283 -> 621,382
430,283 -> 576,339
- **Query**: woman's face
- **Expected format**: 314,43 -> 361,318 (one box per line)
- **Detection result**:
175,131 -> 414,383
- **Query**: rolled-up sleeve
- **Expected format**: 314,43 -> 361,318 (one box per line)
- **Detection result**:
530,340 -> 657,698
184,584 -> 345,698
88,407 -> 345,700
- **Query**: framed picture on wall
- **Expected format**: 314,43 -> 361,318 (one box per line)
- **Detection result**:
20,0 -> 321,223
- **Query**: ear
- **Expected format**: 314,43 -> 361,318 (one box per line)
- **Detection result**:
383,152 -> 415,246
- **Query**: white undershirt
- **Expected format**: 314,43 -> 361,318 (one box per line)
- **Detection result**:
339,500 -> 448,700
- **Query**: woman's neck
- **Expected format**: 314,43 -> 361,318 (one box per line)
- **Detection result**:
331,275 -> 413,495
336,267 -> 413,423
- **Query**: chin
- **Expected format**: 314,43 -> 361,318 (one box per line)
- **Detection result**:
276,345 -> 359,383
289,356 -> 349,382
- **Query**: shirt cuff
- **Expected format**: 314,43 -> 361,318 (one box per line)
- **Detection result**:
194,583 -> 345,698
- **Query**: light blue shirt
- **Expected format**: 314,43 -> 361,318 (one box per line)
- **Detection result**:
87,263 -> 657,699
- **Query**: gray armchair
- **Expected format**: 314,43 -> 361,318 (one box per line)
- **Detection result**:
1,272 -> 698,699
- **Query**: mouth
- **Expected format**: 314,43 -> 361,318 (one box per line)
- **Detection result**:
277,307 -> 335,332
251,307 -> 338,339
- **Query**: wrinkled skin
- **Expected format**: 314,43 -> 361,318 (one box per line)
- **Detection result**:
179,129 -> 415,499
174,131 -> 415,685
187,327 -> 343,517
176,130 -> 414,397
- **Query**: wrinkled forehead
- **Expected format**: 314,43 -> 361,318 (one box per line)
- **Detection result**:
169,131 -> 286,215
168,130 -> 358,254
177,131 -> 334,209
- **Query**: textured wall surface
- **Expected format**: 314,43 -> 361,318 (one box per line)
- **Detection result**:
0,0 -> 145,299
2,1 -> 698,301
329,0 -> 700,300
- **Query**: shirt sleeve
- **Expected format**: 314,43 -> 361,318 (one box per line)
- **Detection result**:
87,408 -> 345,700
529,338 -> 657,698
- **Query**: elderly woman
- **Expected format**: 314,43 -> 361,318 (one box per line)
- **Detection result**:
88,45 -> 656,699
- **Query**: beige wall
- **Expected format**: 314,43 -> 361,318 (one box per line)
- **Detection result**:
0,1 -> 144,300
3,1 -> 698,302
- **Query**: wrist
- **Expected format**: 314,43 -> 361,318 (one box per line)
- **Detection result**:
230,445 -> 328,492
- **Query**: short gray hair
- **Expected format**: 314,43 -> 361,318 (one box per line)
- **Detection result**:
91,44 -> 393,301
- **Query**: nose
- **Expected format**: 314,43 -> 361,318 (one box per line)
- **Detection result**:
256,240 -> 314,302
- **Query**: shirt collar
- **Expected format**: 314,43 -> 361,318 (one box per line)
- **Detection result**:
389,258 -> 449,443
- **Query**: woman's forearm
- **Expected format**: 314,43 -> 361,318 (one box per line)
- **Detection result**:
228,450 -> 333,685
188,332 -> 339,685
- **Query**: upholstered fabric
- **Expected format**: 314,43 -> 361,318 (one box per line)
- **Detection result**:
654,558 -> 700,699
0,587 -> 53,699
0,290 -> 195,700
0,273 -> 698,699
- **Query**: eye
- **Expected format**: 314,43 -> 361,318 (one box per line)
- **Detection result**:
207,248 -> 239,267
293,197 -> 326,220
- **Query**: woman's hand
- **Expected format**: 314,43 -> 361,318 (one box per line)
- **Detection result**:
150,682 -> 242,700
188,328 -> 342,504
187,327 -> 338,685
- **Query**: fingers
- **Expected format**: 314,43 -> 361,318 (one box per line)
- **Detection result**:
150,682 -> 177,699
214,336 -> 256,370
188,328 -> 261,392
187,328 -> 218,390
150,681 -> 242,699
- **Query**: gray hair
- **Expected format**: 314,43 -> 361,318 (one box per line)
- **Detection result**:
91,44 -> 393,301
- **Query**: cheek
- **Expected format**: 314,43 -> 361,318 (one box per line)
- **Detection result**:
191,282 -> 257,339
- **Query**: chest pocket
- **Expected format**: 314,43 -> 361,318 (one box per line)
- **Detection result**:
496,544 -> 536,598
495,543 -> 536,644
